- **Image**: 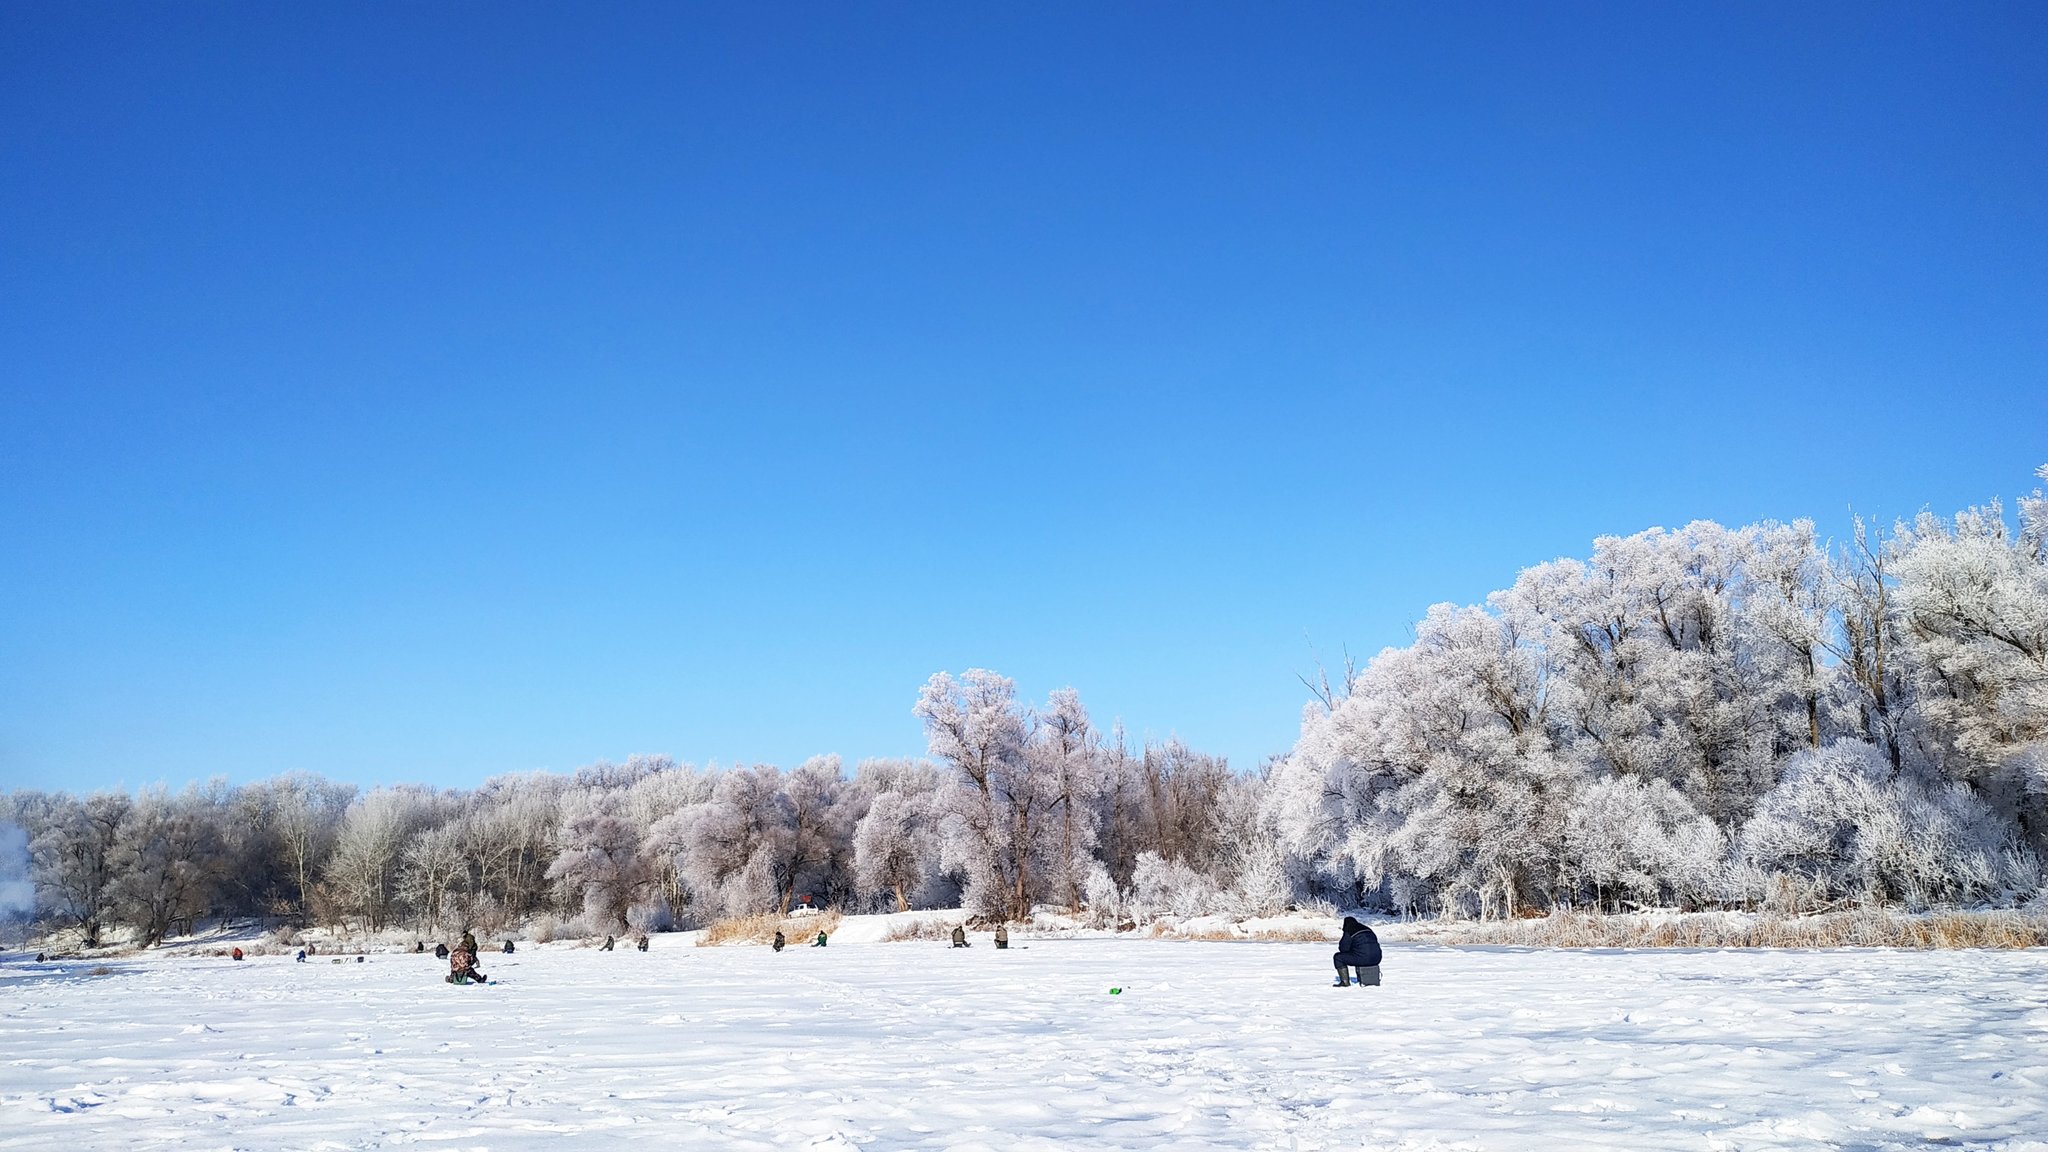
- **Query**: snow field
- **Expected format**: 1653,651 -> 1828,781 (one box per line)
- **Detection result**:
3,939 -> 2046,1150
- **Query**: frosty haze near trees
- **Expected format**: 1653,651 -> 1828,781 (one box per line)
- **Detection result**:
5,468 -> 2045,946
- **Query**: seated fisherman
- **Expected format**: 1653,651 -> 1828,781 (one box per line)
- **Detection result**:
446,944 -> 487,985
1332,916 -> 1383,987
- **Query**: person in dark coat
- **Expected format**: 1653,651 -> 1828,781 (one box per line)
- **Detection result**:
950,925 -> 969,948
772,930 -> 785,952
502,939 -> 515,954
434,942 -> 450,959
414,941 -> 424,953
599,934 -> 616,952
1332,916 -> 1382,987
460,930 -> 478,956
635,935 -> 649,952
812,930 -> 828,947
994,924 -> 1009,950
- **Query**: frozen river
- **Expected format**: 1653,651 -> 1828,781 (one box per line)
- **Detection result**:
3,937 -> 2045,1149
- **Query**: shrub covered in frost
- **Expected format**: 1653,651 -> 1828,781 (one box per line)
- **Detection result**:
1739,742 -> 2024,907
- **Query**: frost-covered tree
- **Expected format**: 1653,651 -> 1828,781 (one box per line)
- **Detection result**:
1080,861 -> 1130,928
1495,523 -> 1782,824
849,758 -> 950,912
1563,776 -> 1725,911
324,788 -> 431,930
467,772 -> 567,921
1135,738 -> 1232,874
1744,520 -> 1837,752
917,669 -> 1045,920
1032,689 -> 1107,912
398,824 -> 470,935
668,765 -> 788,920
107,786 -> 223,948
1209,769 -> 1291,918
1828,518 -> 1914,774
1739,741 -> 2029,907
262,773 -> 356,925
853,790 -> 931,912
546,794 -> 653,932
1129,850 -> 1218,921
29,791 -> 130,946
1893,489 -> 2048,842
775,756 -> 856,911
621,765 -> 712,917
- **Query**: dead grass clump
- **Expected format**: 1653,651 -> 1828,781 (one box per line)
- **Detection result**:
87,965 -> 114,977
698,911 -> 843,947
1442,908 -> 2048,950
880,919 -> 956,943
1243,925 -> 1334,943
1139,921 -> 1335,943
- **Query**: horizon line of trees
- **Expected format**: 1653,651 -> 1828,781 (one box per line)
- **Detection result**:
5,467 -> 2045,947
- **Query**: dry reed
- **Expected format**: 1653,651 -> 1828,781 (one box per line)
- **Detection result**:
879,919 -> 958,943
697,911 -> 843,947
1434,908 -> 2048,950
1146,922 -> 1336,943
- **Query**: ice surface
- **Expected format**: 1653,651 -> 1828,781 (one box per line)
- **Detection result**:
3,938 -> 2045,1149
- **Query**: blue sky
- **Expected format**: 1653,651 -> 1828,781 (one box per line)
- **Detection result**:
3,3 -> 2044,794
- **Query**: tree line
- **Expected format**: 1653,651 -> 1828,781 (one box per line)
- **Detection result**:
5,467 -> 2044,946
2,712 -> 1255,946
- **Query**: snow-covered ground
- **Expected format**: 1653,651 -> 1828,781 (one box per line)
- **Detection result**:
4,936 -> 2046,1150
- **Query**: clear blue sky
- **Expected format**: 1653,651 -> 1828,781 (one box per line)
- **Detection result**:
3,3 -> 2044,794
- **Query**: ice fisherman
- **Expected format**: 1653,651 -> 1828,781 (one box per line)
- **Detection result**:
600,934 -> 616,951
446,942 -> 487,985
812,930 -> 828,947
1332,916 -> 1382,987
772,930 -> 786,951
502,939 -> 515,954
635,935 -> 649,952
994,924 -> 1009,950
950,925 -> 969,948
434,942 -> 450,959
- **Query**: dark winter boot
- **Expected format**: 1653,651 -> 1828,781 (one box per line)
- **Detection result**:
1332,967 -> 1350,987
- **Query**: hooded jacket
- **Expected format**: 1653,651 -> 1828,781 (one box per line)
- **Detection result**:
1336,917 -> 1382,967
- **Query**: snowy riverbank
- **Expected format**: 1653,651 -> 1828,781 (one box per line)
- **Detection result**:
6,932 -> 2046,1149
